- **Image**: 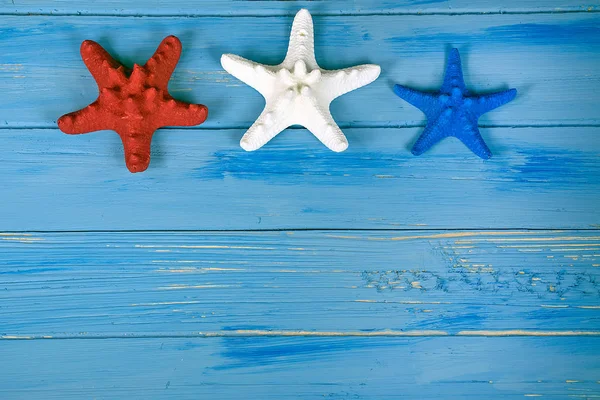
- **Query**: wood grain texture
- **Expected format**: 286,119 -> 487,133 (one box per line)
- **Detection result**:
0,127 -> 598,230
1,2 -> 600,398
1,230 -> 599,337
1,0 -> 598,16
1,337 -> 599,399
1,13 -> 599,129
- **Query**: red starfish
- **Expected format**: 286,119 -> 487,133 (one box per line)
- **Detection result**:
58,36 -> 208,173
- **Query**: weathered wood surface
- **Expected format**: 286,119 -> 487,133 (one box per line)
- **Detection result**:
1,2 -> 599,399
1,14 -> 599,129
1,230 -> 599,337
0,127 -> 598,230
1,0 -> 598,15
1,337 -> 599,399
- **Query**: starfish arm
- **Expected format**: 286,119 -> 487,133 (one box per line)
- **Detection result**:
144,36 -> 183,90
80,40 -> 126,89
221,54 -> 276,95
393,84 -> 439,113
457,126 -> 492,159
321,65 -> 381,102
411,122 -> 449,156
471,88 -> 517,116
440,48 -> 466,93
159,98 -> 208,127
283,9 -> 318,70
301,102 -> 349,152
240,106 -> 291,151
57,101 -> 113,134
118,129 -> 155,173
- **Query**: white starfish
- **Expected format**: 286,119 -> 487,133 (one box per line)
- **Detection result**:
221,9 -> 381,152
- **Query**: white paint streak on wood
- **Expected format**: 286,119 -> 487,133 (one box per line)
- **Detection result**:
1,335 -> 32,340
1,237 -> 43,242
154,267 -> 247,273
130,301 -> 203,306
354,300 -> 449,304
411,281 -> 423,289
136,245 -> 276,250
156,284 -> 240,290
329,231 -> 568,242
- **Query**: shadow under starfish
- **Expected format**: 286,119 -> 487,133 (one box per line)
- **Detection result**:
394,48 -> 517,159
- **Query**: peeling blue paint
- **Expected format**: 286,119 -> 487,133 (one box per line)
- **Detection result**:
192,148 -> 407,183
215,337 -> 401,370
485,22 -> 600,48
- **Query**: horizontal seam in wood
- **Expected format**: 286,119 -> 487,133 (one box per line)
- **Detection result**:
1,228 -> 599,234
1,124 -> 600,131
3,331 -> 600,340
0,10 -> 599,18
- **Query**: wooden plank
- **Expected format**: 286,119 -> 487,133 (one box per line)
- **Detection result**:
2,0 -> 598,16
1,336 -> 599,399
0,127 -> 598,230
1,13 -> 599,129
1,230 -> 599,337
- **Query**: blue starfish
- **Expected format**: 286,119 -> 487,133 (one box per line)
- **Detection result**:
394,48 -> 517,159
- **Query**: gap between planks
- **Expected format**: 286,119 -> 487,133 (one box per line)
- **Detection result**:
3,330 -> 600,341
3,228 -> 600,234
1,124 -> 600,131
1,10 -> 600,18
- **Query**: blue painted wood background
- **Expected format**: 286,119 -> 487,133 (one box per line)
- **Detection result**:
0,1 -> 599,398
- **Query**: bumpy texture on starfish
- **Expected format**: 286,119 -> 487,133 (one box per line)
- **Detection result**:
394,48 -> 517,159
58,36 -> 208,173
221,9 -> 381,152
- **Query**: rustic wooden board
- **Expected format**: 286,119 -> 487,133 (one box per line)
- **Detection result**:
1,0 -> 598,16
1,230 -> 599,337
1,337 -> 599,399
1,2 -> 599,398
0,127 -> 598,230
1,13 -> 599,129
